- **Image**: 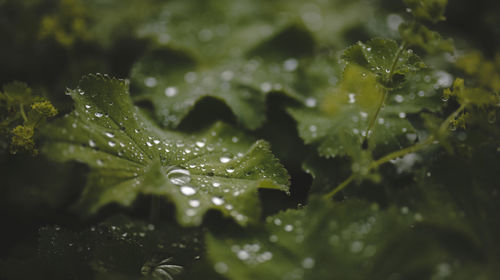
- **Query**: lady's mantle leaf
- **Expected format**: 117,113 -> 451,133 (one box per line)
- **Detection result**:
288,65 -> 441,161
42,74 -> 289,226
342,38 -> 426,85
206,199 -> 449,280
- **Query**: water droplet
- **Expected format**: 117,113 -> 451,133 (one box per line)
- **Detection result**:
284,58 -> 299,71
378,118 -> 385,124
212,182 -> 221,187
309,125 -> 317,132
386,14 -> 404,31
105,132 -> 114,138
284,224 -> 294,232
167,167 -> 191,185
85,104 -> 91,109
144,77 -> 157,87
360,111 -> 368,118
226,168 -> 235,174
221,70 -> 234,81
164,87 -> 178,97
89,140 -> 96,147
305,97 -> 317,107
237,250 -> 250,260
232,136 -> 239,143
189,200 -> 200,208
302,257 -> 315,269
399,112 -> 406,118
195,141 -> 206,148
180,186 -> 196,196
348,93 -> 356,104
220,156 -> 231,163
351,241 -> 364,253
108,141 -> 116,147
95,112 -> 104,118
185,72 -> 197,83
212,197 -> 224,205
260,82 -> 272,92
214,262 -> 228,274
146,142 -> 153,147
394,94 -> 404,103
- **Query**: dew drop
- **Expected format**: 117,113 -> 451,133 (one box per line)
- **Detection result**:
283,58 -> 299,72
214,262 -> 228,274
284,224 -> 294,232
189,200 -> 200,208
305,97 -> 317,107
105,132 -> 114,138
237,250 -> 250,260
226,168 -> 235,174
302,257 -> 315,269
108,141 -> 116,147
164,87 -> 178,97
89,139 -> 96,147
180,186 -> 196,196
399,112 -> 406,118
95,112 -> 104,118
167,167 -> 191,185
195,141 -> 206,148
348,93 -> 356,104
212,182 -> 221,187
211,197 -> 224,205
144,77 -> 157,87
220,156 -> 231,163
394,94 -> 404,103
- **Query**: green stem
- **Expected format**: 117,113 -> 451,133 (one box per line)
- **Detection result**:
323,103 -> 466,200
362,41 -> 408,145
19,103 -> 28,122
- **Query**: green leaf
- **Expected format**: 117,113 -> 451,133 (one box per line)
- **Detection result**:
131,54 -> 303,130
403,0 -> 448,23
207,198 -> 461,280
342,38 -> 426,84
288,65 -> 441,162
399,22 -> 454,54
42,74 -> 289,226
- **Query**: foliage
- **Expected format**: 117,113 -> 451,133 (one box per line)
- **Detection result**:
1,0 -> 500,280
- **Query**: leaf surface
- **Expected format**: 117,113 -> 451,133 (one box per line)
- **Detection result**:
42,74 -> 289,225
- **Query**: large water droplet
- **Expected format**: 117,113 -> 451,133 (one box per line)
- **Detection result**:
284,58 -> 299,72
189,200 -> 200,208
180,186 -> 196,196
211,197 -> 224,205
220,156 -> 231,163
167,167 -> 191,185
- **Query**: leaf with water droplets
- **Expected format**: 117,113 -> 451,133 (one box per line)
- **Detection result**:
342,38 -> 426,84
130,29 -> 310,130
288,65 -> 440,162
403,0 -> 448,23
399,22 -> 454,54
41,74 -> 289,226
206,198 -> 447,280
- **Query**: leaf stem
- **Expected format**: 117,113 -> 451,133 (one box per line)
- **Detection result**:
362,41 -> 408,145
19,103 -> 28,122
323,103 -> 466,200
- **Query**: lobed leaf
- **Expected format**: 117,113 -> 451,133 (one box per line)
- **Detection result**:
42,74 -> 289,226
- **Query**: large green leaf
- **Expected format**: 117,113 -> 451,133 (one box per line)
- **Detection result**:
42,74 -> 289,226
131,53 -> 302,129
207,198 -> 470,280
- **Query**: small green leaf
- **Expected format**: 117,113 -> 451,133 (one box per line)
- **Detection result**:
42,74 -> 289,226
342,38 -> 426,83
399,22 -> 454,54
403,0 -> 448,23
